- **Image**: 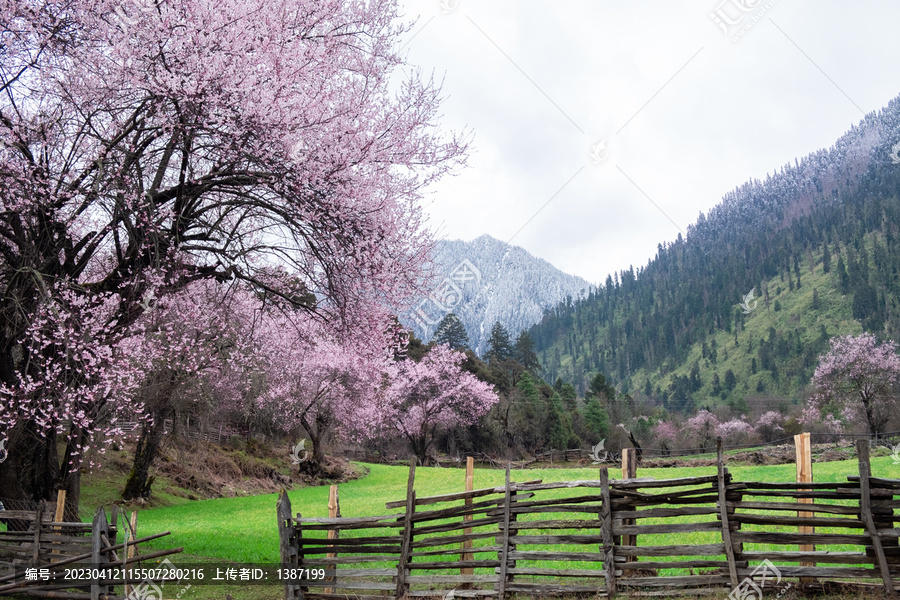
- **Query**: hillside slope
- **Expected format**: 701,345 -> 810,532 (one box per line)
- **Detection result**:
530,93 -> 900,410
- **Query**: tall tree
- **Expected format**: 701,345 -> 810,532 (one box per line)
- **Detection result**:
377,344 -> 498,465
485,322 -> 513,363
0,0 -> 465,506
803,333 -> 900,435
514,331 -> 541,374
432,313 -> 470,351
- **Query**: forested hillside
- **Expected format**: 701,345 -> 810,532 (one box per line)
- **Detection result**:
530,94 -> 900,413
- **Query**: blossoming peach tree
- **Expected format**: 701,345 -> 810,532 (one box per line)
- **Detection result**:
803,333 -> 900,435
0,0 -> 466,508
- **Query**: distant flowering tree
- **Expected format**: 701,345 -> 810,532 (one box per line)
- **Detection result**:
652,421 -> 678,454
686,410 -> 720,451
255,305 -> 399,473
803,334 -> 900,435
716,417 -> 757,445
380,344 -> 498,465
755,411 -> 785,442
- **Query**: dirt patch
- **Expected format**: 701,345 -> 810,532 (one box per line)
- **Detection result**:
112,436 -> 366,503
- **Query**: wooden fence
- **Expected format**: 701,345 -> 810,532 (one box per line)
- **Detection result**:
277,439 -> 900,599
0,496 -> 181,599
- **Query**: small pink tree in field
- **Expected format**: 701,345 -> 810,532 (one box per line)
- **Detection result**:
755,411 -> 784,442
686,410 -> 720,451
379,344 -> 498,465
805,333 -> 900,434
716,417 -> 757,445
652,421 -> 678,454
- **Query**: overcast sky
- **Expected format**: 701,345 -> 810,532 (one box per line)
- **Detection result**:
396,0 -> 900,285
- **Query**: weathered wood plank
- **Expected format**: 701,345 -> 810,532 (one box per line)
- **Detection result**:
507,551 -> 606,561
504,582 -> 607,594
405,575 -> 498,584
394,459 -> 416,599
731,514 -> 864,528
728,500 -> 860,514
614,506 -> 720,520
617,575 -> 731,587
614,543 -> 725,557
409,560 -> 501,570
741,550 -> 871,564
413,531 -> 498,549
856,440 -> 894,596
502,519 -> 602,530
414,516 -> 503,536
613,521 -> 722,536
506,534 -> 604,544
611,475 -> 719,489
410,545 -> 503,558
736,565 -> 880,578
600,468 -> 616,598
717,439 -> 739,588
732,531 -> 873,545
302,556 -> 400,565
496,467 -> 512,600
503,567 -> 608,577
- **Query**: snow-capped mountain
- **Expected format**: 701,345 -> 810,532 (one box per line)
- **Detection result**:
401,235 -> 592,355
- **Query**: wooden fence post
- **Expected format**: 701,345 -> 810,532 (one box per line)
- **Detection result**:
90,506 -> 109,600
395,458 -> 416,599
31,502 -> 45,568
277,490 -> 302,600
325,485 -> 340,595
123,511 -> 138,598
716,438 -> 739,588
51,490 -> 65,561
599,467 -> 616,598
794,432 -> 815,584
856,440 -> 894,596
496,466 -> 513,600
621,448 -> 637,557
461,456 -> 474,577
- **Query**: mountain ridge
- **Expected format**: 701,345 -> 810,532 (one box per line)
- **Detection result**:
401,234 -> 592,355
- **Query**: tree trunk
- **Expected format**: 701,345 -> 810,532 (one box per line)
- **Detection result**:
122,407 -> 172,500
0,421 -> 60,530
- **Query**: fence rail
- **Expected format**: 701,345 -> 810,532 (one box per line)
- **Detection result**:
278,439 -> 899,599
0,497 -> 181,599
